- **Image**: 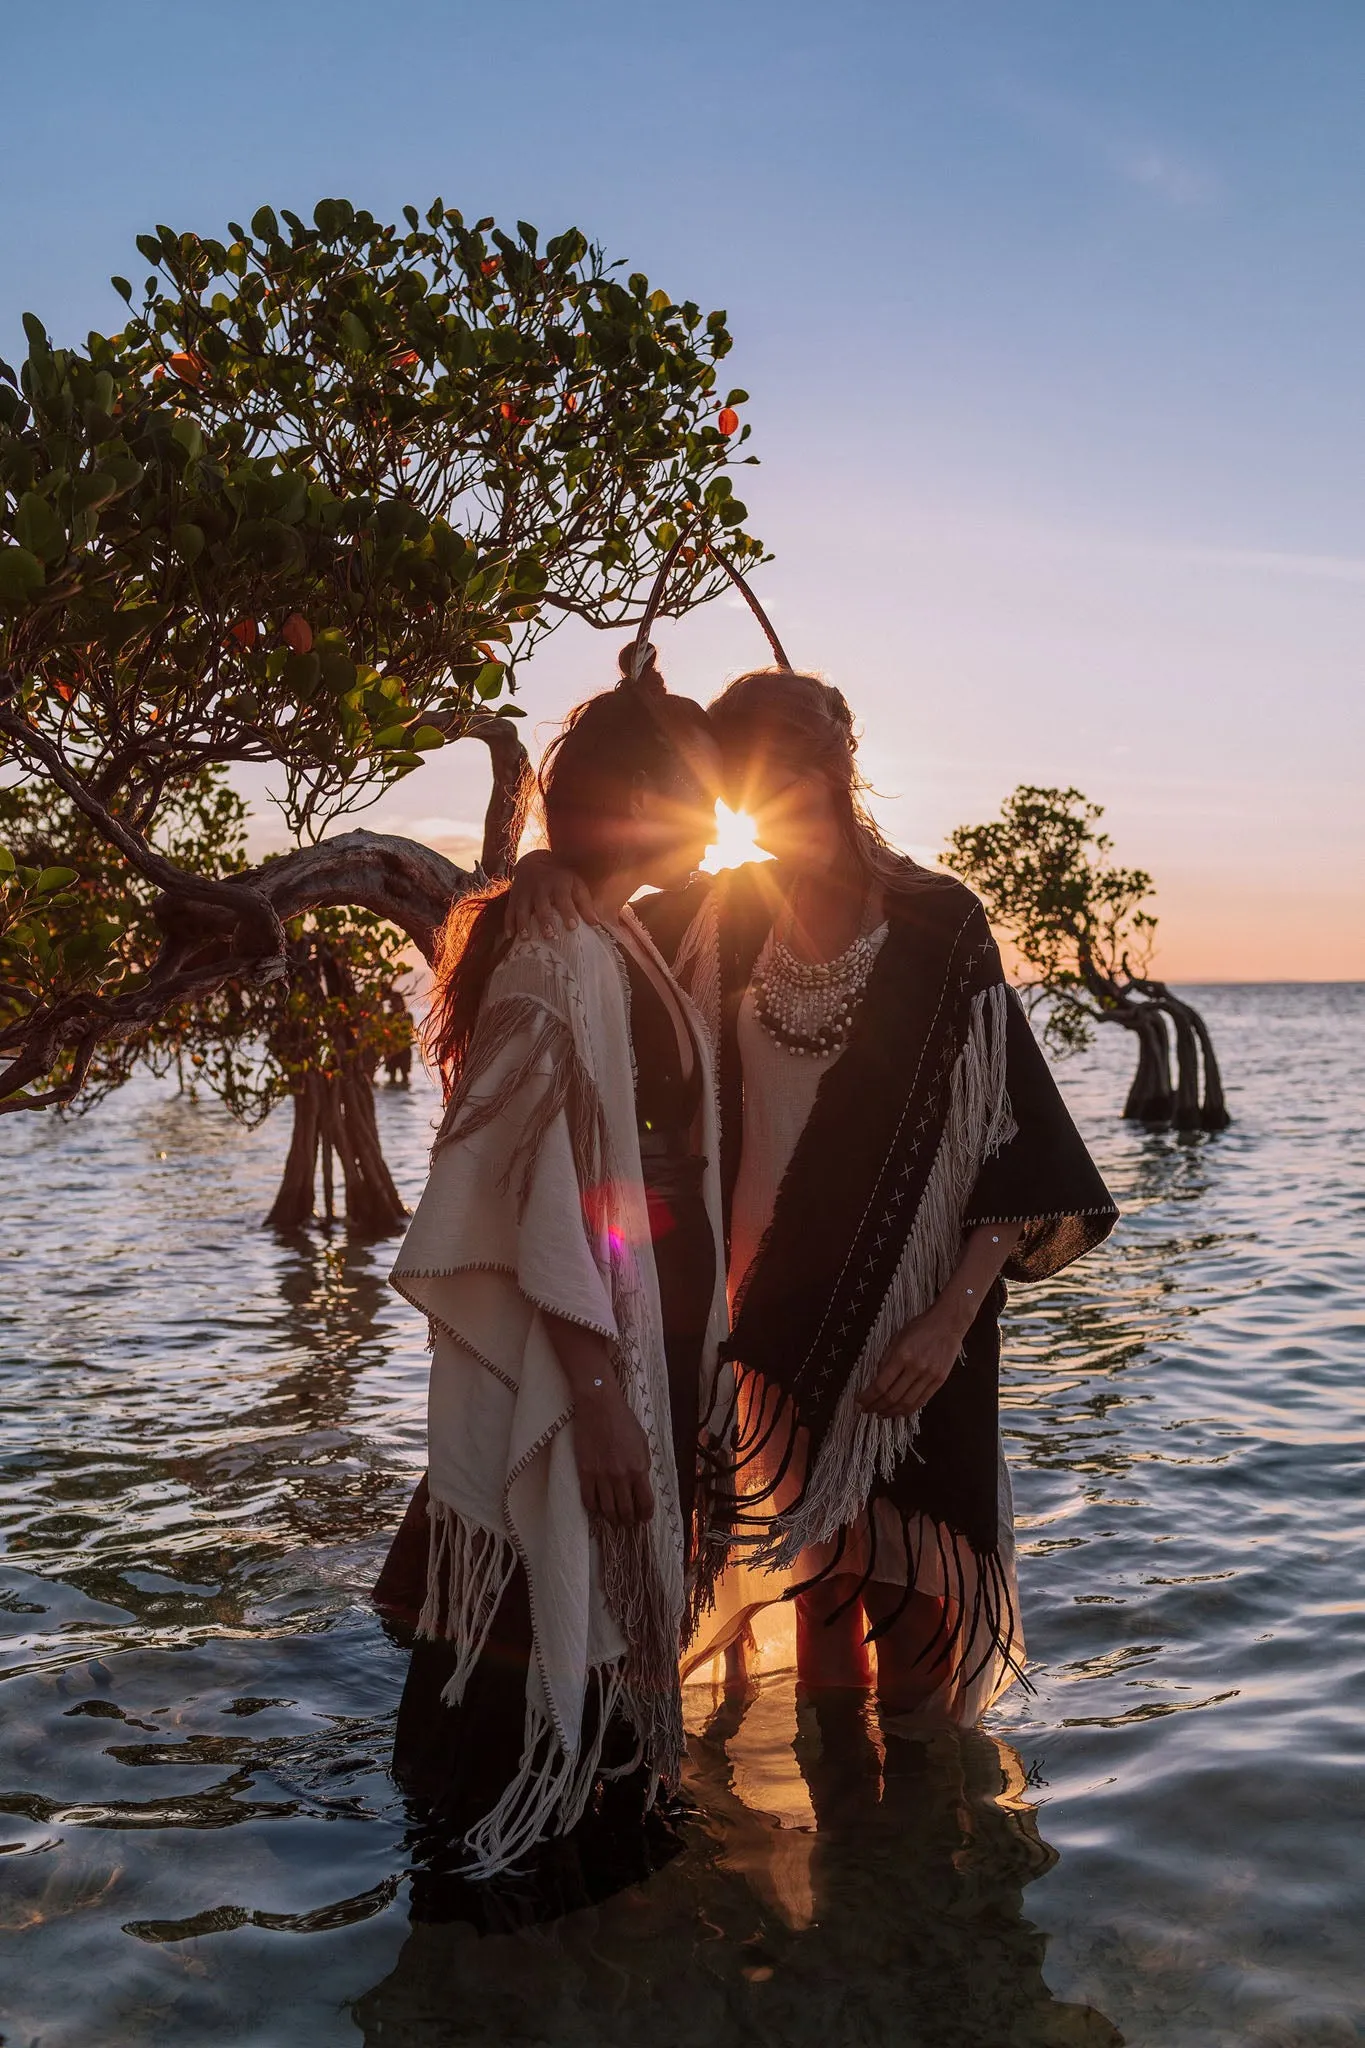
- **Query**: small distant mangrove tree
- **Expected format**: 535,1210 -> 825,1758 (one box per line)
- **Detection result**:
0,196 -> 764,1227
946,785 -> 1230,1130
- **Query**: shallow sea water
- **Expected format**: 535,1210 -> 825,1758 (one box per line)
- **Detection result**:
1,984 -> 1362,2047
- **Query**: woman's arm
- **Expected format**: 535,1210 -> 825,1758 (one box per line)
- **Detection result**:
858,1220 -> 1025,1419
544,1313 -> 654,1526
504,850 -> 601,940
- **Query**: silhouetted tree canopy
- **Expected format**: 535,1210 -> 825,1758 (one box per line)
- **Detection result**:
0,197 -> 763,1124
947,785 -> 1229,1130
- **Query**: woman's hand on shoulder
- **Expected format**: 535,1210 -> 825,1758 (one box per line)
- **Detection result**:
859,1300 -> 970,1419
504,851 -> 600,941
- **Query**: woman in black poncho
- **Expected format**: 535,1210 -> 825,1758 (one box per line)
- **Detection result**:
510,664 -> 1118,1719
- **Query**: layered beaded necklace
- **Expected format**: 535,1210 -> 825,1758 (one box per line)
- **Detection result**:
752,886 -> 885,1059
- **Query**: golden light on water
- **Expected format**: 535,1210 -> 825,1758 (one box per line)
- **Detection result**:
702,804 -> 772,874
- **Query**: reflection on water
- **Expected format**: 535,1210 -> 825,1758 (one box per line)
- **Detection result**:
359,1682 -> 1119,2048
2,986 -> 1363,2046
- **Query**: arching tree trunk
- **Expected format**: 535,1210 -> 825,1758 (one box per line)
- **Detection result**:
382,989 -> 412,1084
260,721 -> 529,1234
1083,961 -> 1175,1127
1189,1007 -> 1231,1130
320,1104 -> 336,1220
265,1071 -> 324,1230
1162,1001 -> 1202,1130
265,1058 -> 408,1234
1119,1006 -> 1174,1123
333,1056 -> 408,1233
464,709 -> 533,880
1129,979 -> 1231,1133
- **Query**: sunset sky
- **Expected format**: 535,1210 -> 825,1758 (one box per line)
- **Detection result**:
4,1 -> 1362,978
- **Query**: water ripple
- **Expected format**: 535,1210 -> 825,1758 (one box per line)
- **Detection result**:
1,983 -> 1362,2046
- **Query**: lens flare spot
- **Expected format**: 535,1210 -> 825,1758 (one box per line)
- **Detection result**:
702,805 -> 772,874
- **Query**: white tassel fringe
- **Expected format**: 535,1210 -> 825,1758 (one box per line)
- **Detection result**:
759,982 -> 1017,1569
459,1663 -> 629,1879
417,1498 -> 519,1709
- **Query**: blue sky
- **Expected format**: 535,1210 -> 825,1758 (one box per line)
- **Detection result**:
4,1 -> 1362,974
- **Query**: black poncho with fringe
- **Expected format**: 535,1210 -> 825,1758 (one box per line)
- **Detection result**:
640,861 -> 1117,1679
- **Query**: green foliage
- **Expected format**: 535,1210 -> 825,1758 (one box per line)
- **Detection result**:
0,766 -> 250,1100
168,908 -> 413,1129
0,771 -> 411,1118
944,785 -> 1158,1054
0,199 -> 762,839
0,851 -> 85,1005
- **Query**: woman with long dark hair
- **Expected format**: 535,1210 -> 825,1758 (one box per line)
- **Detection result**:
386,649 -> 731,1894
509,661 -> 1117,1720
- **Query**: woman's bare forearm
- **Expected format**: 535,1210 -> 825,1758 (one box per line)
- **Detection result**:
929,1219 -> 1025,1342
543,1311 -> 614,1401
860,1219 -> 1024,1418
544,1313 -> 653,1526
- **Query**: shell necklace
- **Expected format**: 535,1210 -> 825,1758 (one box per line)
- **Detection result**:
752,886 -> 882,1058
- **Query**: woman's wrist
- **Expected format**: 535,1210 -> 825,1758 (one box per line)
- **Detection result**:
924,1289 -> 978,1346
543,1312 -> 620,1409
928,1222 -> 1020,1342
567,1367 -> 624,1408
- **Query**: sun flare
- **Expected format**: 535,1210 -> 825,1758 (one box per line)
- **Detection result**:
702,804 -> 772,874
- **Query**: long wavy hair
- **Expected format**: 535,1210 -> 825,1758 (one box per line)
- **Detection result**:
707,666 -> 907,882
422,648 -> 714,1094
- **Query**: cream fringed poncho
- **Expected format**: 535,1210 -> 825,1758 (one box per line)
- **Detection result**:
390,916 -> 729,1878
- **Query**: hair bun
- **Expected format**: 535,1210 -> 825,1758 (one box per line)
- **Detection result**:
823,682 -> 856,747
617,638 -> 668,698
